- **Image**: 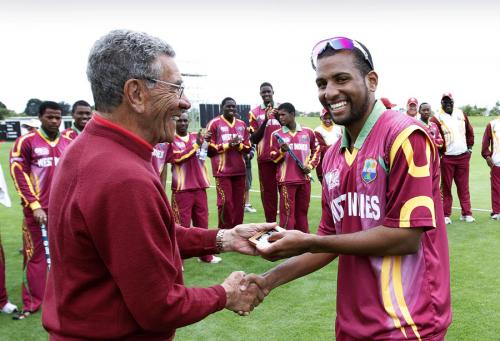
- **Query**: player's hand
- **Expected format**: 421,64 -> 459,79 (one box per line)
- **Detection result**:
486,157 -> 494,168
222,271 -> 267,316
196,129 -> 204,146
33,208 -> 47,226
302,166 -> 311,175
257,230 -> 312,261
204,131 -> 212,142
280,143 -> 289,152
222,223 -> 277,255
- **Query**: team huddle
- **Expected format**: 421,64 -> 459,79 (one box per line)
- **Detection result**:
1,29 -> 499,340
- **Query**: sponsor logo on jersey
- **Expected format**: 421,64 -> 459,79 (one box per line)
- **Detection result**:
37,156 -> 60,168
175,142 -> 186,149
34,147 -> 49,156
220,126 -> 229,132
361,158 -> 377,183
290,143 -> 308,151
324,169 -> 340,190
152,149 -> 165,158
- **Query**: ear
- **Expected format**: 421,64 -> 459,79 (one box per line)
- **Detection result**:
365,71 -> 378,93
123,79 -> 148,114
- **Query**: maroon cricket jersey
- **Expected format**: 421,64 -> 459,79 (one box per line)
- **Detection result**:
207,115 -> 251,177
168,133 -> 210,191
420,120 -> 444,150
151,142 -> 170,175
270,124 -> 320,184
62,125 -> 81,140
319,100 -> 451,340
249,103 -> 281,162
9,129 -> 72,210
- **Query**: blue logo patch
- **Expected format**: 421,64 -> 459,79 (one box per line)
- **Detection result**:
361,158 -> 377,183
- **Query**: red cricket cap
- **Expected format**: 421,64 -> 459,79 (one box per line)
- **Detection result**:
407,97 -> 418,106
320,108 -> 328,118
380,97 -> 397,109
442,92 -> 453,99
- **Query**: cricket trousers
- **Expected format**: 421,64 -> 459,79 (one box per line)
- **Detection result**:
440,152 -> 472,217
215,176 -> 246,229
491,165 -> 500,214
278,182 -> 311,233
22,207 -> 48,312
258,161 -> 279,222
0,233 -> 8,308
171,189 -> 214,262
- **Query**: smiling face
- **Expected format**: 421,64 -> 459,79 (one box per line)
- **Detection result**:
407,103 -> 418,117
222,99 -> 237,120
143,55 -> 191,144
315,51 -> 377,128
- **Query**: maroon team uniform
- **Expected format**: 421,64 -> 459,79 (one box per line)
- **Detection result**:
431,108 -> 474,218
270,124 -> 320,232
152,142 -> 170,176
207,115 -> 251,229
320,100 -> 451,340
249,104 -> 281,222
61,124 -> 82,140
481,117 -> 500,216
9,129 -> 72,312
167,133 -> 215,262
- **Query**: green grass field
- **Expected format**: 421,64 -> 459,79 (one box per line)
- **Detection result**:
0,116 -> 499,340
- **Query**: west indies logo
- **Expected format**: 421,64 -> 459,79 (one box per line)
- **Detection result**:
361,158 -> 377,183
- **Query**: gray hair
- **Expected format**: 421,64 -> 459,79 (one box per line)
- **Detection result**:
87,29 -> 176,112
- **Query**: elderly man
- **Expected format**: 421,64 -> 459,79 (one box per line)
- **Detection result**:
42,30 -> 272,340
245,36 -> 451,340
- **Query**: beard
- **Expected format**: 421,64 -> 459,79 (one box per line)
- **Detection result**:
331,85 -> 370,127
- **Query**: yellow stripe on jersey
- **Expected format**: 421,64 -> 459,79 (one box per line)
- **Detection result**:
203,163 -> 210,186
10,162 -> 39,206
344,148 -> 358,166
392,256 -> 422,341
399,196 -> 436,228
381,256 -> 407,338
11,133 -> 35,157
389,125 -> 434,172
218,153 -> 226,173
400,138 -> 431,178
173,145 -> 198,163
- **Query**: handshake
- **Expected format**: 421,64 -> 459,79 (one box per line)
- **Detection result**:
221,271 -> 268,316
216,223 -> 312,316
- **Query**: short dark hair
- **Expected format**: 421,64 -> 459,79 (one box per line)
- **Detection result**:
72,100 -> 91,113
277,102 -> 295,115
419,102 -> 430,112
221,97 -> 235,107
318,44 -> 373,77
39,101 -> 62,116
260,82 -> 273,90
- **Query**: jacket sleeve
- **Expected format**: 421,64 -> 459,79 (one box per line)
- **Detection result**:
9,135 -> 41,210
464,112 -> 474,149
175,224 -> 219,258
430,116 -> 447,154
481,123 -> 493,159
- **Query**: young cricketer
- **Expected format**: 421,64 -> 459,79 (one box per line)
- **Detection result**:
62,100 -> 92,139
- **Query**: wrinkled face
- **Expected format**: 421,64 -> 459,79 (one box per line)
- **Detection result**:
73,105 -> 92,130
278,109 -> 294,127
316,51 -> 374,127
145,55 -> 191,143
39,109 -> 62,134
176,112 -> 189,135
222,99 -> 237,119
419,103 -> 432,121
260,85 -> 274,105
407,103 -> 418,117
321,112 -> 333,127
441,97 -> 454,114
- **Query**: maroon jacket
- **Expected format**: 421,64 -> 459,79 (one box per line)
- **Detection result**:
43,115 -> 226,340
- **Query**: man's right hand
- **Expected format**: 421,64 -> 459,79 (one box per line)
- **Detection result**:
222,271 -> 268,316
486,157 -> 494,168
33,208 -> 47,226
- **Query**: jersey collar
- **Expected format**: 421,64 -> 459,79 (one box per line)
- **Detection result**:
282,122 -> 302,134
340,99 -> 385,150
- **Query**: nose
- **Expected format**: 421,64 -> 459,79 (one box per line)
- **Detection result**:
322,82 -> 340,102
179,95 -> 191,110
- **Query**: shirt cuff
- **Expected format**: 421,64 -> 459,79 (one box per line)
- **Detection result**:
30,201 -> 41,211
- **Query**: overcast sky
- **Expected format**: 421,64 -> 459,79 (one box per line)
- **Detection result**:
1,0 -> 499,114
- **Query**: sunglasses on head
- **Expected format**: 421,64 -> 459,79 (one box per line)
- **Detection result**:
310,37 -> 374,71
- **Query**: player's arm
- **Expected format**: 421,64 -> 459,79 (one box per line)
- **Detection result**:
430,116 -> 447,154
259,129 -> 433,261
237,124 -> 252,154
481,123 -> 494,168
269,133 -> 285,163
306,129 -> 321,170
432,124 -> 445,151
249,111 -> 268,145
9,137 -> 40,210
464,112 -> 474,150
